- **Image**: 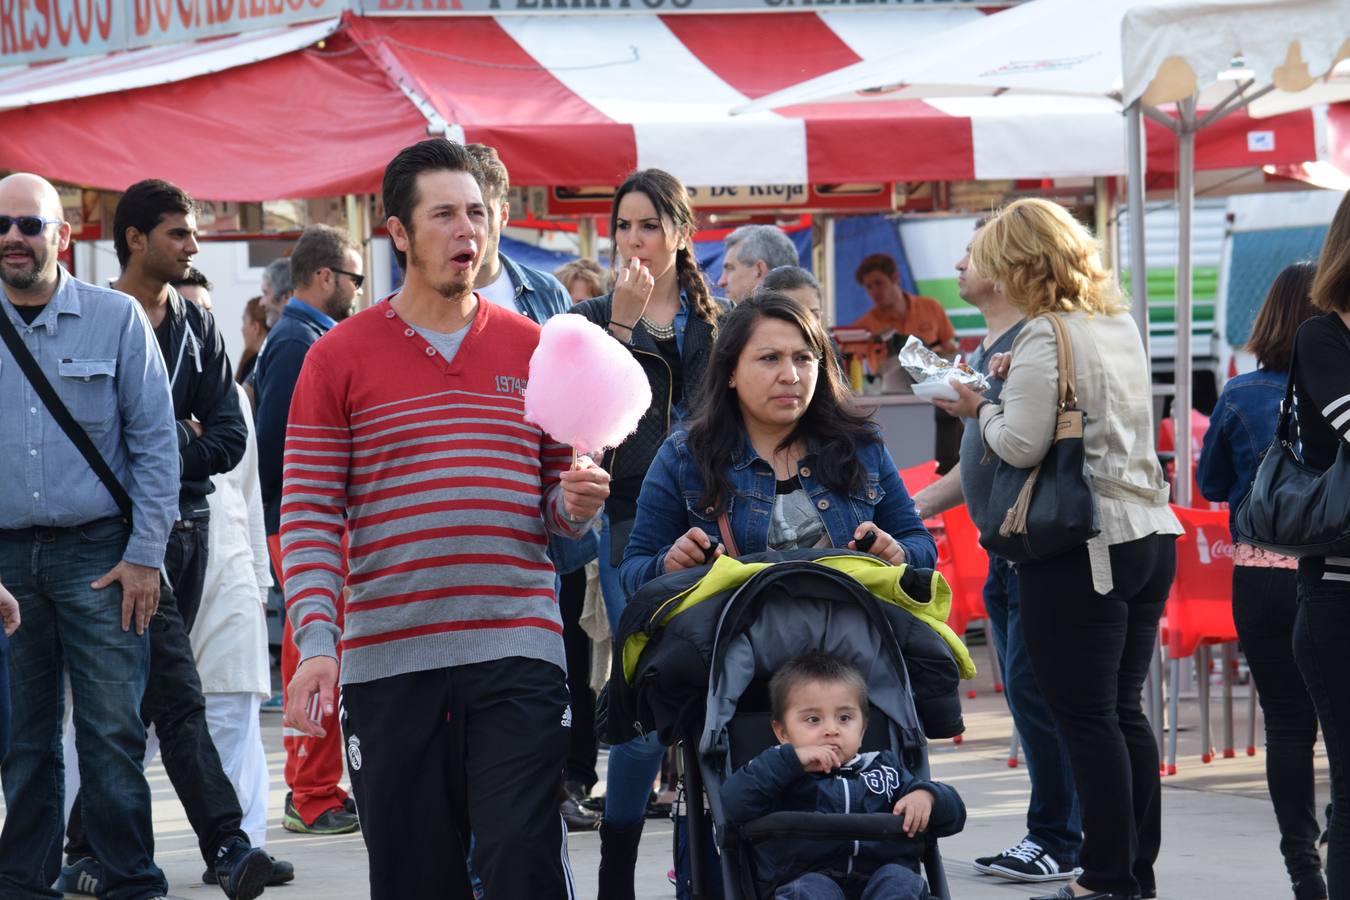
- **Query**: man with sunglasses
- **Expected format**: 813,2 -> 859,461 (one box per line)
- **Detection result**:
252,223 -> 363,837
0,173 -> 178,898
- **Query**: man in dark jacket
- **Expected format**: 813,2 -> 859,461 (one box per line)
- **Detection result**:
722,652 -> 965,899
62,179 -> 281,898
253,223 -> 364,837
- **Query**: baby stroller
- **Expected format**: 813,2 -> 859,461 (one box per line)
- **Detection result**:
608,548 -> 973,900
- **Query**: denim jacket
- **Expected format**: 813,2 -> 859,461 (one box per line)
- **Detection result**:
620,428 -> 935,596
500,252 -> 571,324
1197,368 -> 1287,519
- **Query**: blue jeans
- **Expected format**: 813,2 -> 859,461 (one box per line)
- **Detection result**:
603,731 -> 666,827
984,555 -> 1082,866
0,519 -> 165,900
597,512 -> 627,639
774,865 -> 928,900
0,629 -> 10,760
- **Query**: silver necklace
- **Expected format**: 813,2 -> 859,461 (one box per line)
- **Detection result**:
641,316 -> 676,340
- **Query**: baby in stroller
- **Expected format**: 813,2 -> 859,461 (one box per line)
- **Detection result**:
722,651 -> 966,900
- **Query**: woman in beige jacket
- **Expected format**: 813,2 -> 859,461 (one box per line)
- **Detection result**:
938,198 -> 1181,900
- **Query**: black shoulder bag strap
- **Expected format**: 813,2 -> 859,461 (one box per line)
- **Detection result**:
0,308 -> 134,521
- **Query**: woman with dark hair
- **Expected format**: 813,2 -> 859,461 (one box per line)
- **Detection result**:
1198,261 -> 1325,900
617,292 -> 934,898
570,170 -> 728,899
237,295 -> 270,384
1285,191 -> 1350,899
621,292 -> 934,587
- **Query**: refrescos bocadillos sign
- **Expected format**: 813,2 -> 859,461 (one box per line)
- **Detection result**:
0,0 -> 344,65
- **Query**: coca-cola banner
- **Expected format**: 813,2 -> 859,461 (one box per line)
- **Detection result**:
1,0 -> 345,66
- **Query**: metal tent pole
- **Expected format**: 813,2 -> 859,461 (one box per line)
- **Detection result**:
1175,96 -> 1197,508
1125,102 -> 1150,367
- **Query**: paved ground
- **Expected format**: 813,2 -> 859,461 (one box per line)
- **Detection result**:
9,659 -> 1328,899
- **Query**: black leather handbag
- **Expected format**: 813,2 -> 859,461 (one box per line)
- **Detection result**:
1233,334 -> 1350,558
975,314 -> 1100,564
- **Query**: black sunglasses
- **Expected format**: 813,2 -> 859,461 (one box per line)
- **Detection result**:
331,267 -> 365,289
0,215 -> 62,237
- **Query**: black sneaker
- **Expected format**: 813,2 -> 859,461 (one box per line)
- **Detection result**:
1031,888 -> 1137,900
204,853 -> 295,887
213,840 -> 271,900
561,781 -> 600,831
282,791 -> 360,835
58,857 -> 103,896
974,839 -> 1077,883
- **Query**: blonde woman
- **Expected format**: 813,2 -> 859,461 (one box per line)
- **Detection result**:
936,198 -> 1181,900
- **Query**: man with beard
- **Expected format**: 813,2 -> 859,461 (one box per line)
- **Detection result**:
0,173 -> 177,898
61,179 -> 279,899
282,139 -> 610,898
253,223 -> 363,837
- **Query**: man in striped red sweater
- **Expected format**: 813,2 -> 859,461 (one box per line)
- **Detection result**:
281,139 -> 610,899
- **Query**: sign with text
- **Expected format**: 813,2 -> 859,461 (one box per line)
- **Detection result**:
363,0 -> 1013,14
545,182 -> 895,216
1,0 -> 344,66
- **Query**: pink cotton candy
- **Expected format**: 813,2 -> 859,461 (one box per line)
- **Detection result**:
524,314 -> 653,456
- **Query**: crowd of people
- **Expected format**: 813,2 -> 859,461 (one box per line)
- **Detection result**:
0,136 -> 1347,900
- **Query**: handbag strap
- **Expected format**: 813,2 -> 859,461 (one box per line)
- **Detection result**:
1044,313 -> 1079,410
0,307 -> 134,520
716,511 -> 740,558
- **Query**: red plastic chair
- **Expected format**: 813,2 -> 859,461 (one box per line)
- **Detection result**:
1158,411 -> 1220,510
1162,505 -> 1256,774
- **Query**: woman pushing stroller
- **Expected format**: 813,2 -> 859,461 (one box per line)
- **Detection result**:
601,291 -> 938,898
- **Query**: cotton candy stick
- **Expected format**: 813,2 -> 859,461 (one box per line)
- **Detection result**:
524,314 -> 653,459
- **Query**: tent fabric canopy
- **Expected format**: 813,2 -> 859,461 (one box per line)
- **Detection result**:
736,0 -> 1350,114
0,8 -> 1333,200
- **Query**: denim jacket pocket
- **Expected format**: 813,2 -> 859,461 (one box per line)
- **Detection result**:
684,495 -> 730,549
56,358 -> 117,431
847,476 -> 887,525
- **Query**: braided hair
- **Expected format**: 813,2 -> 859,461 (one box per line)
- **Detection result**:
610,169 -> 722,327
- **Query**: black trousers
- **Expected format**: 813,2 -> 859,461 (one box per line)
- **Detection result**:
67,518 -> 249,870
560,568 -> 598,791
1233,566 -> 1324,888
1293,565 -> 1350,899
341,656 -> 574,900
1017,534 -> 1176,897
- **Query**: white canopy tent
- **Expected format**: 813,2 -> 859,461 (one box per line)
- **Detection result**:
739,0 -> 1350,507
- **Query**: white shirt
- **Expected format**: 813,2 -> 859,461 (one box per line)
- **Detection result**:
478,264 -> 520,314
190,382 -> 272,696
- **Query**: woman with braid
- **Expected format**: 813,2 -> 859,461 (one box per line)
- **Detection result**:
570,169 -> 727,899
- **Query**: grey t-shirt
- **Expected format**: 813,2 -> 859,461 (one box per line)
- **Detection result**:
767,476 -> 831,551
413,322 -> 472,365
958,320 -> 1026,523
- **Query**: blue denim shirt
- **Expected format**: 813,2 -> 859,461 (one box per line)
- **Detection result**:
0,269 -> 179,567
620,429 -> 935,595
1197,368 -> 1287,518
500,252 -> 571,325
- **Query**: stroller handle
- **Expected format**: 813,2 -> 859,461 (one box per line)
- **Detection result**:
740,811 -> 921,843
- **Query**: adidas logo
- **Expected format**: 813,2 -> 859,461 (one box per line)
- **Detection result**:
561,704 -> 573,729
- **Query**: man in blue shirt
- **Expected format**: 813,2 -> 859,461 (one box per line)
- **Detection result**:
0,173 -> 179,899
253,223 -> 364,837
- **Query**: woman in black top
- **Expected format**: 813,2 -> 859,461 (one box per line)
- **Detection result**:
1291,189 -> 1350,900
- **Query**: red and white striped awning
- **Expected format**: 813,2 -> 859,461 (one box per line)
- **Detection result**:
0,11 -> 1327,200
